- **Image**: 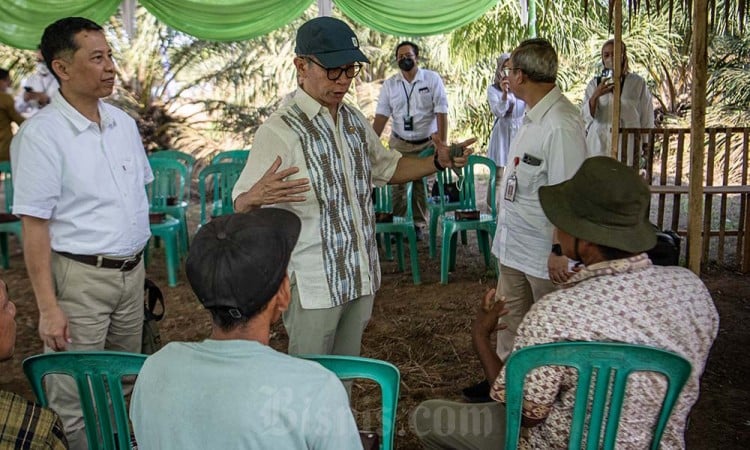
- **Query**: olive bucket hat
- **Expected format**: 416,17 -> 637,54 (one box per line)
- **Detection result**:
539,156 -> 656,253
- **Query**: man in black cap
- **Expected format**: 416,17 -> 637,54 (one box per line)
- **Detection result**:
129,209 -> 362,449
232,17 -> 474,360
412,157 -> 719,449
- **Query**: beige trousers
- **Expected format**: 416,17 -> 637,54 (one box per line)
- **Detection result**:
45,252 -> 144,450
388,135 -> 433,225
495,263 -> 556,361
283,281 -> 374,357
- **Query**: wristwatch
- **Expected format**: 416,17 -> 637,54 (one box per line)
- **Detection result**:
433,151 -> 445,171
551,243 -> 563,256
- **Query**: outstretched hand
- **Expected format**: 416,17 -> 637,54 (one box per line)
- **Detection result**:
234,156 -> 311,212
436,137 -> 476,170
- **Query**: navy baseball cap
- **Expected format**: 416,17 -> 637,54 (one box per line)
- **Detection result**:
295,17 -> 370,68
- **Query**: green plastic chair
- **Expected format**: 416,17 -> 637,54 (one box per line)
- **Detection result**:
197,162 -> 245,228
149,151 -> 195,248
0,162 -> 22,268
210,149 -> 250,166
439,155 -> 497,284
298,355 -> 400,450
23,351 -> 148,450
419,147 -> 467,259
503,342 -> 693,450
374,182 -> 421,284
146,158 -> 188,286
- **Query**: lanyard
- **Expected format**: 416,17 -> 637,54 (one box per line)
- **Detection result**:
400,81 -> 417,115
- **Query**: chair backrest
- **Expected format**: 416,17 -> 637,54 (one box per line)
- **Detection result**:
299,355 -> 400,450
147,157 -> 189,212
23,351 -> 148,450
197,162 -> 245,225
503,342 -> 692,450
149,149 -> 196,174
418,146 -> 466,208
373,182 -> 413,218
211,149 -> 250,166
460,154 -> 497,216
0,161 -> 13,213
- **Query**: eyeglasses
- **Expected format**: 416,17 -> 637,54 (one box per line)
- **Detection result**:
502,67 -> 522,77
305,57 -> 363,81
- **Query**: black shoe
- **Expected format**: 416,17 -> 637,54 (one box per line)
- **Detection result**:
462,380 -> 492,403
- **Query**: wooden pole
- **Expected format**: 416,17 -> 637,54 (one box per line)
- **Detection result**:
688,0 -> 709,274
611,0 -> 623,159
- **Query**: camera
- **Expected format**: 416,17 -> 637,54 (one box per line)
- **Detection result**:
599,68 -> 614,85
24,86 -> 33,92
449,144 -> 463,158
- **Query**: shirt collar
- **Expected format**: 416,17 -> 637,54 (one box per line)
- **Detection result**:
51,90 -> 116,132
524,85 -> 563,124
561,253 -> 652,287
396,68 -> 424,84
293,87 -> 348,120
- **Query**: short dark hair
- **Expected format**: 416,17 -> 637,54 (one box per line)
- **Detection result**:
395,41 -> 419,59
0,68 -> 9,81
41,17 -> 103,83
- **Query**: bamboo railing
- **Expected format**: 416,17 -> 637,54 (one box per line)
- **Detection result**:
620,127 -> 750,272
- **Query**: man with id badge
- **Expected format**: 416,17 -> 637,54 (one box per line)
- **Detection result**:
373,41 -> 449,239
487,38 -> 588,389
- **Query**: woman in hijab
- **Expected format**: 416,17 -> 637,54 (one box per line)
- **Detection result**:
581,39 -> 654,162
486,53 -> 525,180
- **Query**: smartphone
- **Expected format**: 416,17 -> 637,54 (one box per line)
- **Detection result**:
24,86 -> 33,92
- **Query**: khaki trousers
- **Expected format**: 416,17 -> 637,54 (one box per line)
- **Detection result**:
46,252 -> 144,450
411,400 -> 507,449
388,135 -> 433,225
495,263 -> 556,361
283,281 -> 374,357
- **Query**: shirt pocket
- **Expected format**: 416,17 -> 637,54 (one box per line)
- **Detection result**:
515,156 -> 544,193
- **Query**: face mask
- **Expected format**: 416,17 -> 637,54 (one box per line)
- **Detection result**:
398,58 -> 415,71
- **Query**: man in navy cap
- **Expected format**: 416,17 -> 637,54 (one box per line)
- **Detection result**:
232,17 -> 474,360
130,209 -> 362,449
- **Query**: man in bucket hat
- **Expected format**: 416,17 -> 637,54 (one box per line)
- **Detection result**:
232,17 -> 474,361
412,157 -> 719,449
130,210 -> 362,449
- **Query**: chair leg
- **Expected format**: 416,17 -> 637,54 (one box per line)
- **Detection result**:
384,233 -> 394,261
406,228 -> 421,285
440,227 -> 453,284
0,233 -> 8,269
460,230 -> 468,245
429,214 -> 439,259
478,231 -> 491,267
395,236 -> 405,272
449,231 -> 458,272
164,232 -> 179,287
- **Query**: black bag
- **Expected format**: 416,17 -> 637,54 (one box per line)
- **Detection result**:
431,181 -> 460,203
142,279 -> 165,355
647,228 -> 681,266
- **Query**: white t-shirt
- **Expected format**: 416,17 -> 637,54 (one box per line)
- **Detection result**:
131,340 -> 363,450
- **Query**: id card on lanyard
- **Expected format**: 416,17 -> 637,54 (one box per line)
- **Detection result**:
504,156 -> 519,202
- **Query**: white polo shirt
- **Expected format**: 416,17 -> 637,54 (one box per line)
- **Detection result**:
375,68 -> 449,141
492,86 -> 587,278
11,91 -> 152,257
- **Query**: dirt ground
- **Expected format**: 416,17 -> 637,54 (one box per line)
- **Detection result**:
1,207 -> 748,449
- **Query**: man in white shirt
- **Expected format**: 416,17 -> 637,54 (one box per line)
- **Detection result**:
467,39 -> 588,403
232,17 -> 472,360
373,41 -> 449,237
15,47 -> 59,117
131,209 -> 363,450
11,17 -> 152,449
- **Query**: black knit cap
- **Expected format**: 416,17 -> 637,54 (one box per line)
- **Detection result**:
186,209 -> 301,318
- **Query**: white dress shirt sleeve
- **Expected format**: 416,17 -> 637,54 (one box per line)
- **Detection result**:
10,121 -> 61,219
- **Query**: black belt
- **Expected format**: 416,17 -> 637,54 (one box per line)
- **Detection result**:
57,251 -> 143,272
393,133 -> 431,145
